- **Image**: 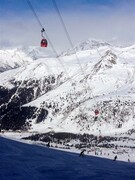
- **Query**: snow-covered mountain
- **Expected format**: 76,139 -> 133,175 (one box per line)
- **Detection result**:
60,39 -> 111,56
0,48 -> 32,72
1,40 -> 135,136
0,46 -> 53,72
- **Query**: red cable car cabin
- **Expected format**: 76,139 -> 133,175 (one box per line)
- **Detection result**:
41,38 -> 48,47
95,109 -> 99,116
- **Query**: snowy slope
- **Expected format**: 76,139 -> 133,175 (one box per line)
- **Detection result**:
1,40 -> 135,136
0,46 -> 53,73
23,46 -> 135,135
60,39 -> 111,56
0,48 -> 32,72
0,137 -> 135,180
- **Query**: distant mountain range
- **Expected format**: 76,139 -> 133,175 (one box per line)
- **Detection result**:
1,39 -> 135,136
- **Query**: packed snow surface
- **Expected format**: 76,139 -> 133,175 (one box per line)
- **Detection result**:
0,137 -> 135,180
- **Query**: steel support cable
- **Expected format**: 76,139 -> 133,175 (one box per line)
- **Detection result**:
44,33 -> 94,120
26,0 -> 43,29
44,33 -> 73,80
52,0 -> 99,107
52,0 -> 84,74
52,0 -> 104,139
52,0 -> 102,74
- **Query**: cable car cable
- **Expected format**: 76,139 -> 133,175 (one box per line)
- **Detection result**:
52,0 -> 86,78
52,0 -> 100,116
26,0 -> 43,29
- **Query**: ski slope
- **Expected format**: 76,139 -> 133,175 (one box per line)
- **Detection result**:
0,137 -> 135,180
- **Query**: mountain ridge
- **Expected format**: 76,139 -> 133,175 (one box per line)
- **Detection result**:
0,40 -> 135,136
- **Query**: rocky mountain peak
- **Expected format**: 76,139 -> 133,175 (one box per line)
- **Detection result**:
102,50 -> 117,64
94,50 -> 117,73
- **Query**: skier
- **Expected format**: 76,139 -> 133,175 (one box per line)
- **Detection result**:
46,141 -> 50,148
79,150 -> 85,157
113,155 -> 117,161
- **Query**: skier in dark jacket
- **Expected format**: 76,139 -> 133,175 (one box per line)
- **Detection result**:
46,142 -> 50,147
113,155 -> 117,161
79,150 -> 85,157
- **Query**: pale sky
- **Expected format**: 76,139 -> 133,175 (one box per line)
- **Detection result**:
1,0 -> 135,53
